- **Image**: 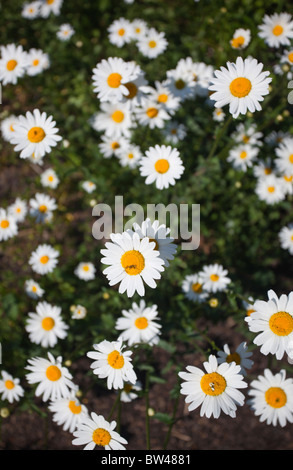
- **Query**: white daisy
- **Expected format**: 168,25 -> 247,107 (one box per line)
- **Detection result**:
139,144 -> 184,190
0,208 -> 18,241
165,65 -> 196,102
255,174 -> 286,205
130,18 -> 148,41
49,393 -> 89,433
0,43 -> 28,85
72,412 -> 128,450
24,279 -> 45,299
26,301 -> 68,348
25,48 -> 50,76
120,380 -> 142,403
227,143 -> 259,171
38,0 -> 63,18
130,217 -> 177,267
40,168 -> 59,189
275,138 -> 293,175
115,299 -> 161,346
92,57 -> 139,103
57,23 -> 75,41
25,352 -> 76,402
176,58 -> 214,97
279,224 -> 293,255
74,261 -> 96,281
116,143 -> 142,168
71,304 -> 87,319
248,369 -> 293,427
29,192 -> 57,223
163,121 -> 187,144
230,28 -> 251,49
198,263 -> 231,293
147,81 -> 181,115
213,108 -> 226,122
98,134 -> 130,159
8,197 -> 27,222
231,122 -> 263,147
100,231 -> 165,297
10,108 -> 62,159
28,243 -> 59,275
252,159 -> 273,179
258,13 -> 293,48
0,371 -> 24,403
91,101 -> 133,139
246,289 -> 293,360
27,152 -> 45,165
279,174 -> 293,196
87,340 -> 137,390
280,48 -> 293,67
135,98 -> 171,129
137,27 -> 168,58
181,273 -> 208,303
216,342 -> 254,376
178,355 -> 247,418
21,1 -> 41,19
108,17 -> 134,47
81,180 -> 96,193
209,56 -> 272,119
1,115 -> 19,142
120,66 -> 150,108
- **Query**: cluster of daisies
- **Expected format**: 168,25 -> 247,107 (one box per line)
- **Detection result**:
182,263 -> 231,304
21,0 -> 63,19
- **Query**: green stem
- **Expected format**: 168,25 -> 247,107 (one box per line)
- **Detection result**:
107,392 -> 121,421
145,370 -> 151,451
207,114 -> 233,161
163,392 -> 180,450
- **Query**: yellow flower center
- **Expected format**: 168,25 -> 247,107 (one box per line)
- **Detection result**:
289,154 -> 293,164
146,107 -> 159,119
284,175 -> 293,182
92,428 -> 111,447
288,52 -> 293,63
267,186 -> 275,193
158,93 -> 168,103
272,24 -> 284,36
121,250 -> 145,275
124,383 -> 133,393
242,135 -> 250,143
107,350 -> 125,369
128,153 -> 134,159
264,168 -> 272,175
39,204 -> 47,213
154,158 -> 170,174
0,220 -> 9,229
40,255 -> 49,264
32,285 -> 37,293
269,311 -> 293,336
47,0 -> 55,4
111,110 -> 124,123
226,352 -> 241,365
210,274 -> 219,282
200,372 -> 227,396
5,380 -> 15,390
107,72 -> 122,88
6,59 -> 17,71
111,141 -> 120,149
229,77 -> 252,98
124,82 -> 138,99
27,127 -> 46,143
240,151 -> 247,159
175,79 -> 186,90
134,316 -> 149,329
48,175 -> 54,182
192,282 -> 202,293
148,40 -> 157,48
118,28 -> 125,36
46,365 -> 61,381
265,387 -> 287,408
33,59 -> 39,66
246,308 -> 255,316
41,317 -> 55,331
68,400 -> 82,414
9,124 -> 15,132
135,27 -> 141,34
231,35 -> 245,48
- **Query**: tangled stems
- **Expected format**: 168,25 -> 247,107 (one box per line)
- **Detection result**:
207,114 -> 233,161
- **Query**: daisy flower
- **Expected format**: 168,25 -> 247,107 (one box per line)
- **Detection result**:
255,174 -> 286,205
181,273 -> 208,303
29,243 -> 59,275
57,23 -> 75,41
48,393 -> 88,433
116,143 -> 142,168
91,101 -> 133,139
25,352 -> 76,402
176,58 -> 214,97
0,371 -> 24,403
1,115 -> 19,142
147,81 -> 181,115
216,342 -> 254,376
246,289 -> 293,360
213,108 -> 226,122
275,138 -> 293,175
0,43 -> 28,85
108,17 -> 134,47
258,13 -> 293,48
227,143 -> 259,171
120,67 -> 150,108
10,108 -> 62,160
0,208 -> 18,241
178,355 -> 247,418
98,134 -> 130,159
25,48 -> 50,76
87,340 -> 137,390
130,18 -> 148,41
281,48 -> 293,67
8,197 -> 27,222
139,144 -> 184,190
135,98 -> 171,129
29,192 -> 57,223
279,174 -> 293,196
252,159 -> 273,179
231,122 -> 263,147
25,301 -> 68,348
115,299 -> 161,346
230,28 -> 251,49
40,168 -> 59,189
38,0 -> 63,18
120,380 -> 142,403
279,224 -> 293,255
24,279 -> 45,299
198,263 -> 231,293
100,231 -> 165,297
74,262 -> 96,281
130,217 -> 177,267
71,304 -> 87,319
165,66 -> 196,102
72,412 -> 128,450
81,181 -> 96,193
92,57 -> 139,103
163,121 -> 187,144
248,369 -> 293,427
209,56 -> 272,119
21,1 -> 41,19
137,27 -> 168,58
